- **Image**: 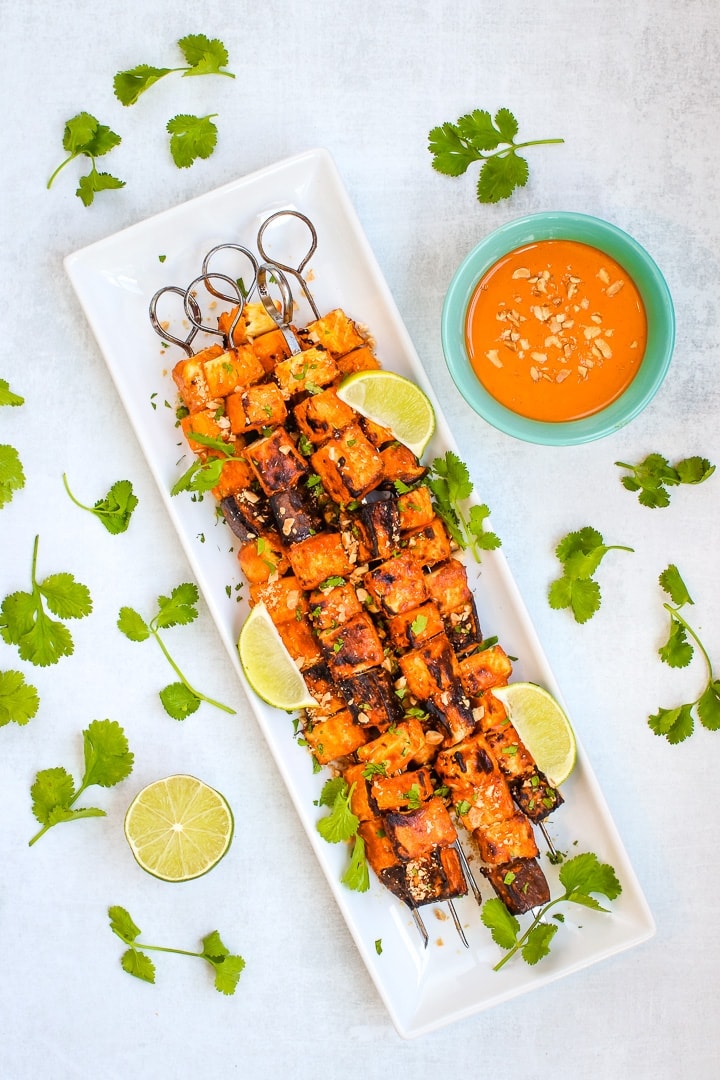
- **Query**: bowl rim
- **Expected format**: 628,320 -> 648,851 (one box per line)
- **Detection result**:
440,210 -> 675,445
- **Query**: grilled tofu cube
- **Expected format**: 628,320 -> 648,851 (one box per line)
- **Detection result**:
397,485 -> 435,532
277,615 -> 322,671
335,345 -> 381,377
203,346 -> 265,399
250,328 -> 293,373
383,797 -> 457,861
338,666 -> 404,728
269,487 -> 323,545
211,452 -> 255,500
359,416 -> 395,448
380,443 -> 427,486
217,306 -> 248,346
172,344 -> 224,412
245,427 -> 308,495
226,382 -> 287,435
319,612 -> 385,679
435,733 -> 515,825
483,858 -> 550,914
398,632 -> 464,701
363,551 -> 427,615
305,308 -> 365,356
237,534 -> 290,583
474,812 -> 539,865
511,771 -> 564,821
460,645 -> 513,695
249,574 -> 308,625
220,488 -> 274,544
425,559 -> 473,614
307,581 -> 363,631
180,410 -> 225,455
370,766 -> 435,812
302,708 -> 367,765
287,532 -> 352,591
386,600 -> 444,652
484,724 -> 535,782
244,301 -> 281,339
357,492 -> 401,560
274,346 -> 338,397
359,816 -> 400,877
356,716 -> 427,775
292,387 -> 356,445
310,423 -> 384,505
404,517 -> 452,568
302,662 -> 347,717
382,846 -> 468,906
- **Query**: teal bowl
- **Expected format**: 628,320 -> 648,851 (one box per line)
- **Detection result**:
441,212 -> 675,445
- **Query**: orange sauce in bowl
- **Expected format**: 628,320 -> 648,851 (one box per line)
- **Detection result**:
465,240 -> 647,422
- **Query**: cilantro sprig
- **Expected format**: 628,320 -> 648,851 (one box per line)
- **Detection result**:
109,906 -> 245,995
171,432 -> 237,496
0,669 -> 40,727
649,565 -> 720,743
28,719 -> 133,845
47,112 -> 125,206
615,453 -> 715,508
0,379 -> 26,509
429,108 -> 564,204
427,451 -> 501,562
315,777 -> 369,893
0,535 -> 93,666
63,474 -> 138,534
548,526 -> 634,623
482,852 -> 621,970
113,35 -> 235,105
117,583 -> 235,718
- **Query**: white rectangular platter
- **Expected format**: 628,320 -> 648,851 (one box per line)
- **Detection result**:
65,147 -> 654,1038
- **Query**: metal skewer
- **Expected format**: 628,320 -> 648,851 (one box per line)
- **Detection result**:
149,285 -> 203,356
183,272 -> 246,346
447,901 -> 469,948
200,243 -> 259,304
256,262 -> 304,354
453,840 -> 482,905
410,905 -> 429,948
256,209 -> 320,319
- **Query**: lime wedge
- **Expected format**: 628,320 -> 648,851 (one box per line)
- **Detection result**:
124,774 -> 234,882
491,682 -> 577,785
336,370 -> 436,458
238,602 -> 317,710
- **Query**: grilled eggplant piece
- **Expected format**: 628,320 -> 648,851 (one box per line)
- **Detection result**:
269,487 -> 323,545
482,858 -> 550,914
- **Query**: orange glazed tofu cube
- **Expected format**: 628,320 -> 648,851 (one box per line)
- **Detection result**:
335,345 -> 381,377
211,453 -> 255,500
310,422 -> 384,505
363,550 -> 427,616
397,485 -> 436,531
292,387 -> 356,445
305,308 -> 365,356
250,575 -> 308,625
302,708 -> 368,766
245,427 -> 308,495
459,645 -> 513,695
403,517 -> 452,568
238,383 -> 288,434
217,306 -> 248,345
370,766 -> 435,811
250,328 -> 293,373
276,616 -> 322,671
343,764 -> 375,822
356,716 -> 427,775
237,535 -> 290,583
425,559 -> 473,614
244,301 -> 281,339
274,346 -> 338,398
307,581 -> 363,631
380,442 -> 427,486
180,410 -> 225,456
203,346 -> 265,399
303,661 -> 348,718
359,416 -> 395,449
172,344 -> 224,413
287,532 -> 352,591
386,600 -> 444,652
319,611 -> 385,679
383,797 -> 458,860
473,813 -> 539,865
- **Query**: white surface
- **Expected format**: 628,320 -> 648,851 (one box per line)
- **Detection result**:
1,0 -> 718,1075
63,147 -> 654,1036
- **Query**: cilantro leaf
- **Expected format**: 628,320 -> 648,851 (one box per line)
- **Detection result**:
121,948 -> 157,983
341,835 -> 370,893
318,775 -> 347,808
659,564 -> 693,608
559,852 -> 622,903
698,681 -> 720,731
481,896 -> 520,950
429,107 -> 563,204
159,681 -> 201,719
0,443 -> 25,508
674,456 -> 715,486
167,114 -> 218,168
616,453 -> 715,507
202,931 -> 246,995
548,575 -> 602,624
109,905 -> 142,943
427,452 -> 501,562
659,618 -> 693,668
0,379 -> 24,407
113,65 -> 173,105
63,474 -> 138,534
47,113 -> 124,206
114,35 -> 234,105
154,583 -> 199,628
521,922 -> 558,964
30,767 -> 76,826
76,170 -> 126,207
548,527 -> 633,623
0,669 -> 40,726
117,606 -> 150,642
648,703 -> 694,743
171,456 -> 225,496
316,780 -> 359,843
0,537 -> 92,667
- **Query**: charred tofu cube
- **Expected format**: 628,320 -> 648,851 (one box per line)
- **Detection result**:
226,382 -> 287,435
474,812 -> 538,865
250,328 -> 293,373
249,574 -> 307,625
425,559 -> 473,614
172,344 -> 224,413
245,427 -> 308,495
292,387 -> 356,445
363,551 -> 427,615
386,600 -> 444,652
399,634 -> 477,744
180,409 -> 226,455
307,582 -> 363,631
359,816 -> 401,877
302,708 -> 367,765
276,615 -> 322,671
383,797 -> 457,861
274,346 -> 338,398
305,308 -> 365,356
288,531 -> 352,591
220,488 -> 273,543
357,492 -> 401,560
338,666 -> 404,728
511,771 -> 564,821
310,423 -> 384,505
381,847 -> 467,907
203,346 -> 265,399
435,733 -> 516,827
237,534 -> 290,583
370,766 -> 435,811
211,452 -> 255,500
397,485 -> 435,532
459,645 -> 513,696
356,716 -> 427,775
482,858 -> 550,914
269,487 -> 323,545
319,612 -> 385,679
303,662 -> 348,718
380,443 -> 427,486
359,416 -> 395,449
335,345 -> 381,377
404,517 -> 452,568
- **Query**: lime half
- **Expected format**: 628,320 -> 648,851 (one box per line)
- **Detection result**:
238,602 -> 317,710
491,682 -> 577,785
124,774 -> 234,882
336,370 -> 436,458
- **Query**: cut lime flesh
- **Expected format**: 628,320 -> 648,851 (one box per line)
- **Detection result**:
336,370 -> 436,458
238,602 -> 317,711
